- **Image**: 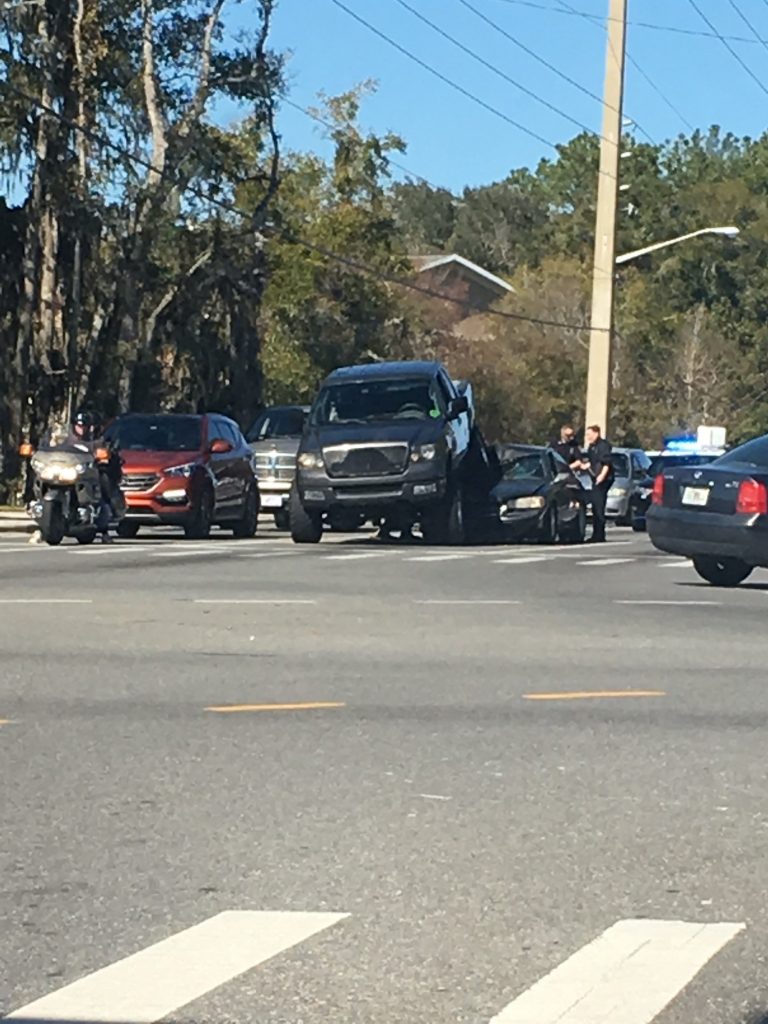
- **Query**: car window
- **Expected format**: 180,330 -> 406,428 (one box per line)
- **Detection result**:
631,452 -> 650,474
610,452 -> 631,478
551,452 -> 571,476
501,453 -> 546,481
436,373 -> 455,407
715,435 -> 768,469
247,407 -> 306,441
109,415 -> 202,452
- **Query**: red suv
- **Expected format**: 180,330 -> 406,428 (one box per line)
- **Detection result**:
105,413 -> 259,539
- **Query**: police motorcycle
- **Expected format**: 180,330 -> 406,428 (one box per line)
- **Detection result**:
22,436 -> 126,546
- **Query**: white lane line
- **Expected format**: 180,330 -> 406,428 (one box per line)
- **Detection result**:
493,556 -> 550,565
577,557 -> 635,566
405,554 -> 473,562
325,552 -> 388,561
242,551 -> 301,559
659,560 -> 692,568
414,599 -> 521,606
489,918 -> 744,1024
194,599 -> 316,605
0,598 -> 93,605
616,599 -> 721,607
6,910 -> 347,1023
68,545 -> 160,555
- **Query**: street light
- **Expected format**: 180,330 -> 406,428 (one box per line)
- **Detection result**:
615,226 -> 739,265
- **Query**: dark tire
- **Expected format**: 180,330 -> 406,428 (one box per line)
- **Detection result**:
559,504 -> 586,545
538,505 -> 558,545
274,510 -> 289,531
631,519 -> 646,533
184,488 -> 213,540
76,529 -> 97,545
692,556 -> 753,588
40,500 -> 65,546
117,521 -> 140,539
232,487 -> 259,539
422,488 -> 465,546
289,486 -> 322,544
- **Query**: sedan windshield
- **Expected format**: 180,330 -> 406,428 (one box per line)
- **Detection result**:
501,453 -> 546,481
312,378 -> 442,426
649,454 -> 714,476
109,416 -> 202,452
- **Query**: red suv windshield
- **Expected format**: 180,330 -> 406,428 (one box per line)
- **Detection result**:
110,416 -> 202,452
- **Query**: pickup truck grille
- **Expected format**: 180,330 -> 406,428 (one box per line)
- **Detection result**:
323,443 -> 409,478
252,453 -> 296,482
122,473 -> 160,493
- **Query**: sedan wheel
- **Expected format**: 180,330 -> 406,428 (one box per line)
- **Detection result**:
232,487 -> 259,539
538,505 -> 557,545
692,556 -> 753,588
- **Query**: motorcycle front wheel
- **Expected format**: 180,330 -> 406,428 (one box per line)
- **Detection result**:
40,499 -> 65,546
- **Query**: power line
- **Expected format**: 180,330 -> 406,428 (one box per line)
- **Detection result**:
328,0 -> 557,150
494,0 -> 768,45
2,79 -> 603,336
458,0 -> 655,145
392,0 -> 603,140
282,98 -> 448,192
687,0 -> 768,98
555,0 -> 694,135
625,53 -> 695,134
726,0 -> 768,58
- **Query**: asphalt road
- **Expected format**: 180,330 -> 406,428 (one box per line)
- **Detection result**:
2,524 -> 768,1024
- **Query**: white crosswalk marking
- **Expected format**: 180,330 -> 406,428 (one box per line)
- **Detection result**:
5,910 -> 347,1023
489,918 -> 743,1024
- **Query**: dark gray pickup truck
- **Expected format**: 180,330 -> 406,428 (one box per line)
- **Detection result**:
289,360 -> 485,545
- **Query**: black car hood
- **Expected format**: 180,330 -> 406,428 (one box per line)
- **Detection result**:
306,421 -> 444,449
491,479 -> 547,501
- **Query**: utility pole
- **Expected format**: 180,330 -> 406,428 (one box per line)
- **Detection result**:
584,0 -> 627,434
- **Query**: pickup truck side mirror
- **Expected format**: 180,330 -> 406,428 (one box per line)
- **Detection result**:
210,438 -> 233,454
448,395 -> 469,420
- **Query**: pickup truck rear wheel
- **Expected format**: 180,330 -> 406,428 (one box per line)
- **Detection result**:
289,486 -> 323,544
422,488 -> 465,546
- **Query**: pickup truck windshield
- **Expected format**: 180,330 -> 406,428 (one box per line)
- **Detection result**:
312,378 -> 442,426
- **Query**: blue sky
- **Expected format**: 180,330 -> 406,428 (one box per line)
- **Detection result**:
242,0 -> 768,192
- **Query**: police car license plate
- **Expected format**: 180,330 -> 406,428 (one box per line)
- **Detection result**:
682,486 -> 709,507
261,494 -> 284,508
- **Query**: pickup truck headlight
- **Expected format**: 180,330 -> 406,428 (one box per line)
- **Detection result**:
298,452 -> 323,470
410,444 -> 437,462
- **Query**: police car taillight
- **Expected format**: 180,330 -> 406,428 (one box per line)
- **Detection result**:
651,474 -> 665,505
736,478 -> 768,515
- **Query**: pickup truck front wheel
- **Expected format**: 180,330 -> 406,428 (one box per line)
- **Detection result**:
422,488 -> 465,546
289,486 -> 323,544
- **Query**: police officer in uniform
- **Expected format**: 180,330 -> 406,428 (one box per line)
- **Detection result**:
551,424 -> 582,469
582,424 -> 614,543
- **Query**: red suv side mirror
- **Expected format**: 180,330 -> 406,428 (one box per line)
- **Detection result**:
210,438 -> 233,454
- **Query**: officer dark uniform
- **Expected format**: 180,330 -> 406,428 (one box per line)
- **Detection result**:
584,425 -> 614,543
551,428 -> 582,468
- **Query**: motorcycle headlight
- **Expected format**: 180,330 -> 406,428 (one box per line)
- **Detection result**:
298,452 -> 323,470
165,462 -> 196,478
411,444 -> 437,463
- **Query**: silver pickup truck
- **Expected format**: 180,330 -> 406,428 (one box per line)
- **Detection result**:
246,405 -> 309,529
